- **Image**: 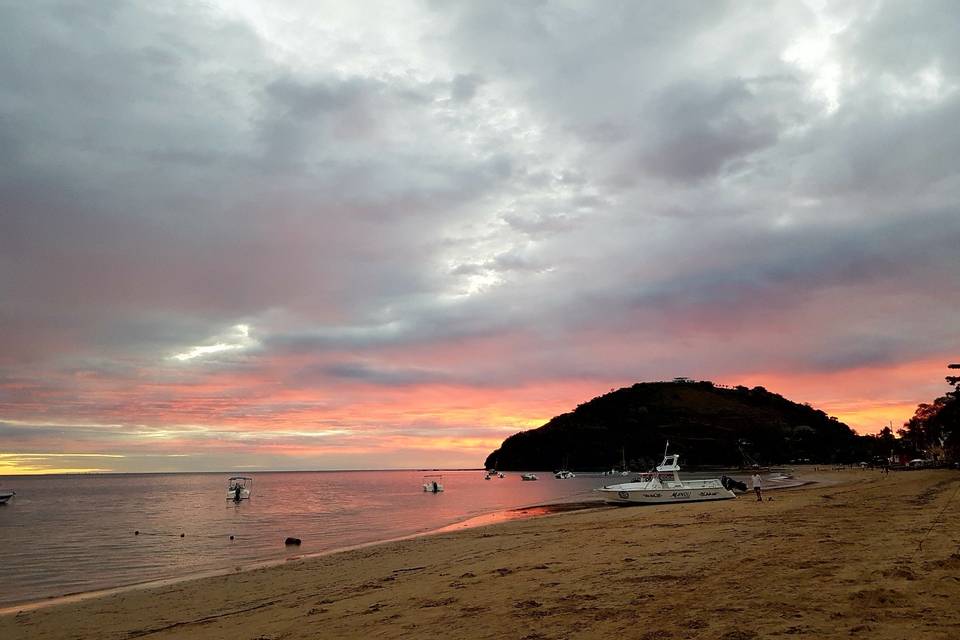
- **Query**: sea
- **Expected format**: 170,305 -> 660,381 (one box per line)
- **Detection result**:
0,470 -> 622,606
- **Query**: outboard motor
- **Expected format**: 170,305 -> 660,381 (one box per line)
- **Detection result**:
721,475 -> 748,492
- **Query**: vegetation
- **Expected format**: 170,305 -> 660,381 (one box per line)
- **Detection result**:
484,380 -> 867,471
867,363 -> 959,463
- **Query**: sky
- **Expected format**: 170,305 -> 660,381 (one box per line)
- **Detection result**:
1,1 -> 959,474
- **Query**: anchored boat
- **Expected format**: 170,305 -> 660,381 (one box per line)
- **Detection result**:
0,489 -> 14,505
596,451 -> 736,505
226,476 -> 252,501
423,475 -> 444,493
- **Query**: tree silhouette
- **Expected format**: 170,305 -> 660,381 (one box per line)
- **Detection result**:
901,362 -> 959,462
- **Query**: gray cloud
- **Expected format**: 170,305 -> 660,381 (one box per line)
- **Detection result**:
2,0 -> 960,467
310,361 -> 450,387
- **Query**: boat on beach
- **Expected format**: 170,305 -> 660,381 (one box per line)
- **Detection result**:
596,451 -> 736,505
226,476 -> 252,501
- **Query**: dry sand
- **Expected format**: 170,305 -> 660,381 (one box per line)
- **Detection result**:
3,469 -> 959,639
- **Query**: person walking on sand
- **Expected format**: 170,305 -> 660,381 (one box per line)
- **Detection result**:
752,473 -> 762,502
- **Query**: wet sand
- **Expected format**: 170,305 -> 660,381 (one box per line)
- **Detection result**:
3,469 -> 959,639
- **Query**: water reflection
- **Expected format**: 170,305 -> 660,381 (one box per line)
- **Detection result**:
0,470 -> 607,604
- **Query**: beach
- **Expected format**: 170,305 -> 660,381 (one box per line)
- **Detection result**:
4,470 -> 959,640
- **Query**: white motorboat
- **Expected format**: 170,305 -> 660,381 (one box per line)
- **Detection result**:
596,452 -> 736,505
423,475 -> 444,493
497,472 -> 505,478
554,470 -> 576,479
0,489 -> 15,505
520,473 -> 538,481
226,476 -> 252,501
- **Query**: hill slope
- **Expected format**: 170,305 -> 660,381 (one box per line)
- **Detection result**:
484,381 -> 864,470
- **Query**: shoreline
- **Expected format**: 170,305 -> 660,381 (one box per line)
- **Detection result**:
0,495 -> 606,615
0,477 -> 815,615
6,469 -> 958,639
0,474 -> 815,614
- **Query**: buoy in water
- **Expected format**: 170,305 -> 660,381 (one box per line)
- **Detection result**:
284,537 -> 302,546
134,530 -> 139,536
180,533 -> 185,538
229,535 -> 234,541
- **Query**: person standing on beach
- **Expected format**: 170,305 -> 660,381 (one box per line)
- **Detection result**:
752,473 -> 762,502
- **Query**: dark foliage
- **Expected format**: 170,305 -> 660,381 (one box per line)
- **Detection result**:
484,380 -> 869,470
878,364 -> 960,463
892,366 -> 960,462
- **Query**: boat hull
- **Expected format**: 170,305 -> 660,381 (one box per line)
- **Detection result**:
0,491 -> 15,505
596,481 -> 735,504
226,489 -> 251,501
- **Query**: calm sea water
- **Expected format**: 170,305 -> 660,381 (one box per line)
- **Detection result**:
0,470 -> 618,605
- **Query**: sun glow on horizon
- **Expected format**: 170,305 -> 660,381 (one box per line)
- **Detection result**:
0,453 -> 126,476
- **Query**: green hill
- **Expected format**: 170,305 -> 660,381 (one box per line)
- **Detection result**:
484,380 -> 865,470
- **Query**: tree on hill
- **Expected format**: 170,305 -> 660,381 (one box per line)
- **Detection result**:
483,380 -> 867,470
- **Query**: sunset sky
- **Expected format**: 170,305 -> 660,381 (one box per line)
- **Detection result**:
2,1 -> 958,474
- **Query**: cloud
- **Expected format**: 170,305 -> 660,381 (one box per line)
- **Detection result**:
2,1 -> 959,470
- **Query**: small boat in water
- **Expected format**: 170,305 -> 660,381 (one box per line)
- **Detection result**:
596,451 -> 735,505
0,489 -> 15,505
423,475 -> 444,493
520,473 -> 538,481
226,476 -> 252,501
554,470 -> 576,479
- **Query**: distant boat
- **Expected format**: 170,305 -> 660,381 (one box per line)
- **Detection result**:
423,475 -> 444,493
596,450 -> 735,505
520,473 -> 538,481
602,447 -> 630,475
497,472 -> 505,478
554,470 -> 576,479
484,473 -> 492,480
0,489 -> 15,505
226,476 -> 252,501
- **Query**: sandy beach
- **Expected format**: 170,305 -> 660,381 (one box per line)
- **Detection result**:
3,469 -> 959,640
